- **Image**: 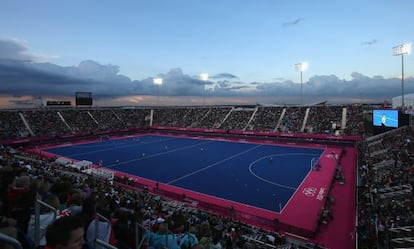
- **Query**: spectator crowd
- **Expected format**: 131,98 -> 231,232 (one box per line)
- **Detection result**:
0,145 -> 296,249
2,103 -> 403,249
0,105 -> 364,141
357,126 -> 414,248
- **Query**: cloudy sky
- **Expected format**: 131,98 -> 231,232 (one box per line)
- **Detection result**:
0,0 -> 414,108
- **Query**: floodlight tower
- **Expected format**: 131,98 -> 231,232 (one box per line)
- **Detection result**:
392,43 -> 411,110
295,62 -> 308,105
153,77 -> 163,106
200,73 -> 209,106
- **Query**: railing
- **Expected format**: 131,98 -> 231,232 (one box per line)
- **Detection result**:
0,232 -> 22,249
388,226 -> 414,248
135,222 -> 148,249
95,239 -> 118,249
372,159 -> 395,170
94,213 -> 151,249
378,184 -> 412,199
34,199 -> 58,247
242,234 -> 277,248
94,213 -> 112,249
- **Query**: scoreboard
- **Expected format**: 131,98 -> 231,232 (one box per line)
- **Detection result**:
46,101 -> 71,106
75,92 -> 93,106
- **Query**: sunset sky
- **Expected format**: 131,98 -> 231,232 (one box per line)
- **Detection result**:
0,0 -> 413,108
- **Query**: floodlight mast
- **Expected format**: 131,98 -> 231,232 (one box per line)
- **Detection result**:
153,77 -> 163,106
200,73 -> 209,106
393,43 -> 411,110
295,62 -> 308,105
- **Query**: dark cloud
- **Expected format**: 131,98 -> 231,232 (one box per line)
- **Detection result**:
1,56 -> 411,102
154,68 -> 206,96
0,38 -> 411,105
0,59 -> 135,97
0,39 -> 50,62
210,73 -> 238,79
0,39 -> 33,61
217,80 -> 231,88
231,81 -> 245,85
228,85 -> 250,91
303,73 -> 411,98
282,18 -> 303,27
362,39 -> 378,46
255,80 -> 296,96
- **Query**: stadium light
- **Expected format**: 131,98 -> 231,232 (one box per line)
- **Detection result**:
392,43 -> 411,110
153,77 -> 163,106
295,62 -> 308,105
200,73 -> 209,106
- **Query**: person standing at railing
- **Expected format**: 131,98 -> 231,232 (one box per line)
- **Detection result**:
27,193 -> 61,248
81,197 -> 115,249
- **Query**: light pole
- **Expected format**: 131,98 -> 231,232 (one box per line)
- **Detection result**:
200,73 -> 209,106
392,43 -> 411,110
153,77 -> 163,106
295,62 -> 308,105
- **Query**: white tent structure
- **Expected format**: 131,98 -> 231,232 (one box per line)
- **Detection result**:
68,160 -> 93,171
392,93 -> 414,110
55,157 -> 72,166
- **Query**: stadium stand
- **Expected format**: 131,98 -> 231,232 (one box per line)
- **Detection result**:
357,126 -> 414,249
0,104 -> 410,249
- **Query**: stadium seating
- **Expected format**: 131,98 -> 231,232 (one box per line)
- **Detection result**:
0,104 -> 411,249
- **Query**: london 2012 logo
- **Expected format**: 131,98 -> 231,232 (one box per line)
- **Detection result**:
302,187 -> 317,196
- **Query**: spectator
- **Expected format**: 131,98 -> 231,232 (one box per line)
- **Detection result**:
145,222 -> 180,249
45,215 -> 85,249
81,197 -> 115,249
179,225 -> 199,249
0,216 -> 18,249
27,193 -> 60,247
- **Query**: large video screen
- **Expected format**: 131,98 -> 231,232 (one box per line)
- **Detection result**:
75,92 -> 92,106
373,109 -> 398,128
